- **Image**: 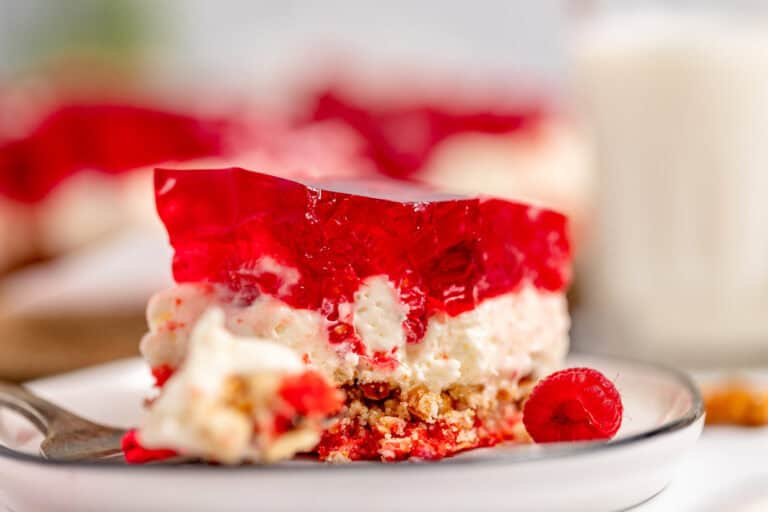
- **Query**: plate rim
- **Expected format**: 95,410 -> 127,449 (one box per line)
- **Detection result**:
0,353 -> 704,472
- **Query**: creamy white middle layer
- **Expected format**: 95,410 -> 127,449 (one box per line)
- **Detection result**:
141,275 -> 569,392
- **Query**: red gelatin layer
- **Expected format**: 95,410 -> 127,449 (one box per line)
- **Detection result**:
156,168 -> 570,347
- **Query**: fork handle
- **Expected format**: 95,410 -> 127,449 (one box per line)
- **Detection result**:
0,380 -> 75,435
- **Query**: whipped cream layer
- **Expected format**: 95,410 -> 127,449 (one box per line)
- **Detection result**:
140,308 -> 320,463
141,275 -> 569,392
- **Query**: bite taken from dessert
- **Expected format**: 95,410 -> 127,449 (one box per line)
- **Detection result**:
125,167 -> 622,464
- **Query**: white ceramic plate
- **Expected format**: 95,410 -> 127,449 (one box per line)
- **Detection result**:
0,354 -> 703,512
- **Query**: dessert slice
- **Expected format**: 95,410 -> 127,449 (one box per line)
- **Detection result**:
139,167 -> 571,462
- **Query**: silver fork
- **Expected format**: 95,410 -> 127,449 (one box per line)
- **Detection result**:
0,380 -> 127,461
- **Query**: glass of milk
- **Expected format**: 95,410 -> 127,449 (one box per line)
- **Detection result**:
571,2 -> 768,365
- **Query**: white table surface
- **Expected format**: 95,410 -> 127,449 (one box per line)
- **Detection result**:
637,427 -> 768,511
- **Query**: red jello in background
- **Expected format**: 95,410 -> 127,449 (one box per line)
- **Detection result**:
156,167 -> 571,348
0,102 -> 230,204
303,84 -> 545,180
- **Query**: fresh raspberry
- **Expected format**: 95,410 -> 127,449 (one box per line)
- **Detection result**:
121,429 -> 177,464
523,368 -> 623,443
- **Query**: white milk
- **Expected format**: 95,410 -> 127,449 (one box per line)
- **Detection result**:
573,11 -> 768,364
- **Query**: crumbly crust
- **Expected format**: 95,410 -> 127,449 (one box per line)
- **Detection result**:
317,378 -> 534,462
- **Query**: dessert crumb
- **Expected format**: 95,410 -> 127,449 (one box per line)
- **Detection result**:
704,381 -> 768,427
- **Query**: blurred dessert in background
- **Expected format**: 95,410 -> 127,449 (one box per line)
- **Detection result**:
573,9 -> 768,364
0,97 -> 234,272
299,79 -> 594,245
